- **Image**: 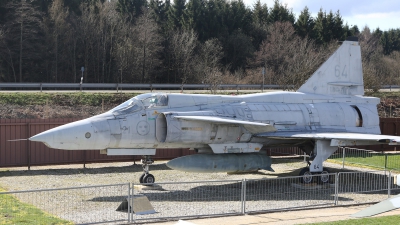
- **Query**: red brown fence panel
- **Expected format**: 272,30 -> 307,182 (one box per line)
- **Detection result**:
0,118 -> 195,168
1,118 -> 399,168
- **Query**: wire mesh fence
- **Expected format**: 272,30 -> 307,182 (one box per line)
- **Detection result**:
244,174 -> 336,213
0,183 -> 130,224
132,180 -> 243,222
1,171 -> 400,224
337,171 -> 400,206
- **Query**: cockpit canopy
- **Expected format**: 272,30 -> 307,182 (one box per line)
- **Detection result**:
110,93 -> 168,116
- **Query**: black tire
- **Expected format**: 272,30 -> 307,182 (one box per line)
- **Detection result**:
143,174 -> 155,184
318,169 -> 331,184
139,173 -> 145,184
299,167 -> 314,184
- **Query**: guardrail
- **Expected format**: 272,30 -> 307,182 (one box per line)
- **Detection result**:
0,82 -> 283,91
0,83 -> 399,91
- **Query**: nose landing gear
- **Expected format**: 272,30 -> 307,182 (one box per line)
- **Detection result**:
140,156 -> 155,184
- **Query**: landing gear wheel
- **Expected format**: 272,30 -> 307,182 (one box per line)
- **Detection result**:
139,173 -> 145,184
318,169 -> 331,184
143,174 -> 155,184
140,156 -> 155,184
299,167 -> 314,184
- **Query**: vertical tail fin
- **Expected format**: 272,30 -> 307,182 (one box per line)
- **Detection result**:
298,37 -> 364,96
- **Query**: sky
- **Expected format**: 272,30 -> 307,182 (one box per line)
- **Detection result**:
244,0 -> 400,31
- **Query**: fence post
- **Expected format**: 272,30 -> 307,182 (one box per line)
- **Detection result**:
342,147 -> 346,169
27,123 -> 31,170
128,183 -> 131,223
334,173 -> 339,205
388,171 -> 392,198
241,179 -> 246,214
385,154 -> 388,173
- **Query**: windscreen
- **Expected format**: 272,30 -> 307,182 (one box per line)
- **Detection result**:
109,93 -> 168,116
110,98 -> 143,116
137,93 -> 168,108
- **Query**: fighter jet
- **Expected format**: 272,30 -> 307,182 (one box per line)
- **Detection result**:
29,37 -> 400,184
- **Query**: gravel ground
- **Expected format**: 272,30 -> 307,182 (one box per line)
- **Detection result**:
0,157 -> 398,224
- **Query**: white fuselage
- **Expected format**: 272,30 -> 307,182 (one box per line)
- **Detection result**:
29,91 -> 381,151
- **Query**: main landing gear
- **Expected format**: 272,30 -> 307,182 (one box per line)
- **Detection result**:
139,156 -> 155,184
299,156 -> 331,184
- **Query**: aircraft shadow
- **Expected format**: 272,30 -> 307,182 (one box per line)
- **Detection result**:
89,179 -> 352,203
0,163 -> 172,177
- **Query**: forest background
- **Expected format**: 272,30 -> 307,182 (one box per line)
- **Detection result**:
0,0 -> 400,91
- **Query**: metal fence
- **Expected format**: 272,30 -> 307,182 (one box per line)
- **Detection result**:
1,171 -> 399,224
328,147 -> 400,171
132,171 -> 400,222
0,183 -> 131,224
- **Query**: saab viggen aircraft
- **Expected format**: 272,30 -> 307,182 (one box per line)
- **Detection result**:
29,37 -> 400,184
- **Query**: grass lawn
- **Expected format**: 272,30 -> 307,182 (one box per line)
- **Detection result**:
0,187 -> 72,225
309,214 -> 400,225
328,153 -> 400,171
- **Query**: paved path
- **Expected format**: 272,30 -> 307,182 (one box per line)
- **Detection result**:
149,205 -> 400,225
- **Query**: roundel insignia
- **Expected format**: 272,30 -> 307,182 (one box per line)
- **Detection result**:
136,121 -> 150,135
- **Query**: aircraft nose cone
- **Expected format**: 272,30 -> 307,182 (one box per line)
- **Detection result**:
29,130 -> 54,144
29,118 -> 111,150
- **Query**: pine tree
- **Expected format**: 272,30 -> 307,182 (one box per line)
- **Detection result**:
267,0 -> 295,24
184,0 -> 207,41
252,0 -> 268,26
167,0 -> 186,30
295,6 -> 314,39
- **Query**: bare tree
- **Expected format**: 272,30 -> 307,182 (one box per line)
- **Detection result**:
97,1 -> 122,83
253,21 -> 334,89
169,29 -> 198,84
114,20 -> 135,83
0,27 -> 17,82
197,38 -> 224,93
385,51 -> 400,85
134,9 -> 163,83
2,0 -> 43,82
48,0 -> 69,82
359,26 -> 385,92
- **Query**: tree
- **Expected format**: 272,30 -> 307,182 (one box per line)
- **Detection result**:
225,30 -> 254,72
359,26 -> 386,91
149,0 -> 169,34
253,21 -> 334,89
295,6 -> 314,39
226,0 -> 252,35
267,0 -> 295,24
48,0 -> 69,82
117,0 -> 147,21
1,0 -> 44,82
252,0 -> 268,26
168,29 -> 198,83
134,9 -> 163,83
197,38 -> 223,92
183,0 -> 207,41
381,29 -> 400,55
167,0 -> 186,30
332,10 -> 345,41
